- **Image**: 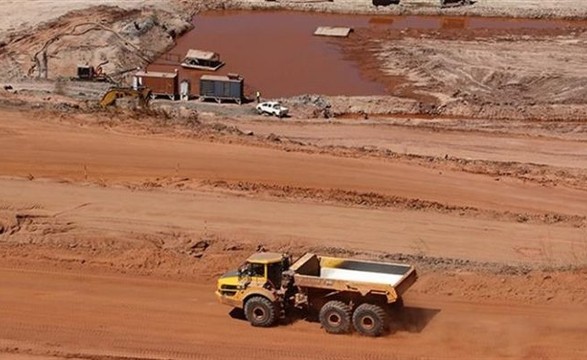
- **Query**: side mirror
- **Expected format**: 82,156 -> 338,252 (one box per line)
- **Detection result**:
238,263 -> 248,277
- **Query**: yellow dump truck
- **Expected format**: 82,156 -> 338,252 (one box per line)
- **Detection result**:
216,252 -> 417,337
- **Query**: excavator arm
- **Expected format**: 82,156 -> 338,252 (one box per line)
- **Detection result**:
99,87 -> 151,108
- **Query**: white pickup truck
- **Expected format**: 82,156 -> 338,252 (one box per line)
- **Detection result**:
256,101 -> 289,118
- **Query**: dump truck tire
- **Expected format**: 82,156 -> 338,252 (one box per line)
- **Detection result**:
319,300 -> 352,334
352,303 -> 387,337
244,296 -> 277,327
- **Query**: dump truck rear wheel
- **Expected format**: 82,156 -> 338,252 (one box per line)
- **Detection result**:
319,300 -> 352,334
352,303 -> 387,337
244,296 -> 276,327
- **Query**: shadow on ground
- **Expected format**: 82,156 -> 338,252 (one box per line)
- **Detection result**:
389,306 -> 441,334
228,305 -> 441,335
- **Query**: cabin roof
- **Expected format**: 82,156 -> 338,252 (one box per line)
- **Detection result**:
185,49 -> 219,61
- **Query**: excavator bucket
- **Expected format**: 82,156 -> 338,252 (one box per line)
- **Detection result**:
99,89 -> 118,107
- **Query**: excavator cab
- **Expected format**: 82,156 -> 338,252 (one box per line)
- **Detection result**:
76,61 -> 109,82
77,65 -> 95,80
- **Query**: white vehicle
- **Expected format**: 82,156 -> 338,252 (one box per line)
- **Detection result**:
256,101 -> 289,118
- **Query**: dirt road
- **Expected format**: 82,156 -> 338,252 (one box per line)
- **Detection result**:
0,96 -> 586,360
1,109 -> 586,217
1,107 -> 586,267
1,267 -> 586,360
220,118 -> 587,169
0,104 -> 584,271
4,175 -> 587,266
1,0 -> 587,358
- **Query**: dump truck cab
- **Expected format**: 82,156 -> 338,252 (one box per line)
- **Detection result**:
216,252 -> 290,309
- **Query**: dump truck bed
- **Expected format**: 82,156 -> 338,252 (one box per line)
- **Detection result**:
290,253 -> 417,303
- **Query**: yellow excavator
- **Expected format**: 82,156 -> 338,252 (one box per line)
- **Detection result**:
99,87 -> 152,108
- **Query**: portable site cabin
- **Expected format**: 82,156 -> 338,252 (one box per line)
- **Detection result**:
181,49 -> 224,71
134,70 -> 178,100
199,74 -> 244,105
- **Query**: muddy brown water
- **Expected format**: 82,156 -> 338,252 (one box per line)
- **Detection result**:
148,11 -> 581,99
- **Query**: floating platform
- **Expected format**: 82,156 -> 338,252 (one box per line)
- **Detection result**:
181,49 -> 224,71
313,26 -> 353,38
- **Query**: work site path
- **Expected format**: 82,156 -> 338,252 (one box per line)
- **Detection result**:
1,109 -> 586,217
0,177 -> 585,265
0,267 -> 585,360
225,119 -> 587,170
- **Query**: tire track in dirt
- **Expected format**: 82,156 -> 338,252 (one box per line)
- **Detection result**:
260,137 -> 587,191
3,92 -> 587,193
199,179 -> 586,228
2,177 -> 586,267
2,108 -> 587,218
1,267 -> 586,360
62,105 -> 587,192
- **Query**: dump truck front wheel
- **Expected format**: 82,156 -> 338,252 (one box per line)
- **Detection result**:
352,303 -> 387,337
244,296 -> 277,327
319,300 -> 352,334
